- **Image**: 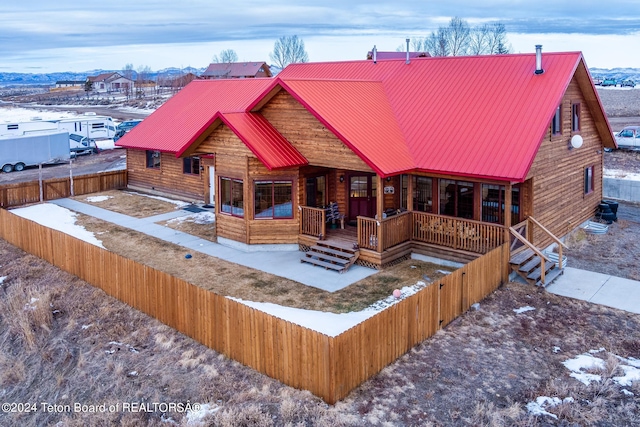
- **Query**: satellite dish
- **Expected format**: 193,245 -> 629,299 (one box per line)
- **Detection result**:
570,134 -> 583,149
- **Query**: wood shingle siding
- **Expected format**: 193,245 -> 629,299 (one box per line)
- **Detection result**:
260,91 -> 375,173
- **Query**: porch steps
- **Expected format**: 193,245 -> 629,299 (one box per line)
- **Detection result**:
509,248 -> 564,287
301,241 -> 360,273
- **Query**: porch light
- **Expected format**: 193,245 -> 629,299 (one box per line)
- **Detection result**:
339,175 -> 344,183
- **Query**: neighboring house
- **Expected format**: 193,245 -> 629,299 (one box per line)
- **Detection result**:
87,72 -> 134,93
52,80 -> 85,91
116,50 -> 615,268
135,79 -> 157,95
201,62 -> 272,79
158,73 -> 198,91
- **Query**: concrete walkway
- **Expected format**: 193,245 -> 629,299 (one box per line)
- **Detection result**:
546,267 -> 640,315
50,198 -> 377,293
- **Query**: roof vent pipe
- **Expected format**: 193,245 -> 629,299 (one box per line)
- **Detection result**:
373,45 -> 377,64
535,44 -> 544,74
406,38 -> 410,64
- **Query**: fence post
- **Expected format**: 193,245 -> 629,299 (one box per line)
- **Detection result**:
39,164 -> 44,202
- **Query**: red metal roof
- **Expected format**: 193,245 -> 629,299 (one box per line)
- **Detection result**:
220,112 -> 308,170
271,52 -> 598,181
120,52 -> 612,183
116,79 -> 273,154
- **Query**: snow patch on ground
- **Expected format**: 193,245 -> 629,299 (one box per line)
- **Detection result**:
185,403 -> 220,424
513,306 -> 536,314
167,211 -> 215,225
85,195 -> 112,203
604,168 -> 640,180
10,203 -> 105,248
0,106 -> 78,123
228,282 -> 429,337
526,396 -> 573,419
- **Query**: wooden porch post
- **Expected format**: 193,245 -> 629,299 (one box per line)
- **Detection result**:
406,175 -> 414,211
504,181 -> 512,246
377,175 -> 384,252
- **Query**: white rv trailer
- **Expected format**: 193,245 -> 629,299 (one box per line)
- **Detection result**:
52,113 -> 116,139
0,118 -> 57,137
2,112 -> 116,140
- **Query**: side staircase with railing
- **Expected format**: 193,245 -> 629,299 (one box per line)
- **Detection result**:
509,217 -> 568,287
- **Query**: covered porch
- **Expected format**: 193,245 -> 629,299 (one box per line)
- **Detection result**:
298,169 -> 526,268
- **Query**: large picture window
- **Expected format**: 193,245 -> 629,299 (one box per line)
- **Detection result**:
481,184 -> 521,225
440,180 -> 474,219
220,177 -> 244,217
146,150 -> 161,169
255,180 -> 293,219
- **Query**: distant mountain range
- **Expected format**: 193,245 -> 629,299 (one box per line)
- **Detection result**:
0,66 -> 637,86
0,67 -> 205,86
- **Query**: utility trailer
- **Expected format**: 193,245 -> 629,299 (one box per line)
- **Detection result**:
0,131 -> 70,173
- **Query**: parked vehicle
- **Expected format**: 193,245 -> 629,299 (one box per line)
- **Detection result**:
1,118 -> 57,136
1,131 -> 70,172
601,78 -> 617,87
614,126 -> 640,149
113,119 -> 142,142
69,133 -> 99,155
621,79 -> 636,88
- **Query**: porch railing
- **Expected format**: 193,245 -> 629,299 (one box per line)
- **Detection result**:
412,212 -> 505,254
357,211 -> 412,252
299,206 -> 326,238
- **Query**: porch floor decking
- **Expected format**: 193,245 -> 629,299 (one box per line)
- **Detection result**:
323,224 -> 358,248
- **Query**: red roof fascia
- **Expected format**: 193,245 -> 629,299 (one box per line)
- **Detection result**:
219,112 -> 308,170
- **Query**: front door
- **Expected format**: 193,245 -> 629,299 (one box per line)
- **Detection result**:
348,174 -> 377,220
208,166 -> 215,205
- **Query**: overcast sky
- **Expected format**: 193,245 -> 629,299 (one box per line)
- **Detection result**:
2,1 -> 639,73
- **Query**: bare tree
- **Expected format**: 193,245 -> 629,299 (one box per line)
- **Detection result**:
270,35 -> 309,69
486,23 -> 511,54
213,49 -> 238,63
407,18 -> 510,57
468,24 -> 491,55
447,17 -> 470,56
136,65 -> 153,98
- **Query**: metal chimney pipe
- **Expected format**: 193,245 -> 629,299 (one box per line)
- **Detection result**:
535,44 -> 544,74
406,38 -> 410,64
373,45 -> 377,64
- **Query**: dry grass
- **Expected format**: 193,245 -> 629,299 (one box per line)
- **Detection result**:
72,189 -> 186,218
75,212 -> 452,314
157,215 -> 217,242
1,240 -> 638,426
563,214 -> 640,281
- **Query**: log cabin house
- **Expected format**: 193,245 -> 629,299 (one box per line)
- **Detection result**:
117,49 -> 615,277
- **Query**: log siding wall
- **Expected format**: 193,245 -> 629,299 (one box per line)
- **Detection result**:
526,77 -> 604,245
127,149 -> 205,201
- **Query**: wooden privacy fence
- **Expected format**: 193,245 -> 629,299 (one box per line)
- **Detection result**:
0,170 -> 127,208
0,209 -> 507,404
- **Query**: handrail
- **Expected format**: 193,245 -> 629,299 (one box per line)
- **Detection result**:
527,216 -> 566,273
509,226 -> 551,283
299,206 -> 326,238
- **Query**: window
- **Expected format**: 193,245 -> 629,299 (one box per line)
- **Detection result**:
220,177 -> 244,217
183,156 -> 200,175
91,123 -> 105,129
7,124 -> 18,130
439,180 -> 474,219
255,180 -> 293,219
481,184 -> 521,225
305,176 -> 326,208
414,176 -> 433,212
551,105 -> 562,135
572,103 -> 581,132
146,150 -> 161,169
584,166 -> 594,195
